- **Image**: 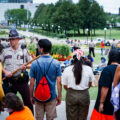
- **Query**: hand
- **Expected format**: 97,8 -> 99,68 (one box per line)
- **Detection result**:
99,103 -> 104,113
56,96 -> 61,106
30,97 -> 34,104
20,65 -> 26,70
5,71 -> 12,77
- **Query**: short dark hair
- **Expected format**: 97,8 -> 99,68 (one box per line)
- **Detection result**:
38,39 -> 52,53
2,93 -> 24,111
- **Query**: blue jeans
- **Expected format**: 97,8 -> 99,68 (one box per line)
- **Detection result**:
101,48 -> 104,56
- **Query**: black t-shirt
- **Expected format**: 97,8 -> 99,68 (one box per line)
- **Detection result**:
94,64 -> 117,115
105,42 -> 111,46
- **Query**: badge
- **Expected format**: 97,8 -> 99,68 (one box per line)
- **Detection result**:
17,55 -> 21,60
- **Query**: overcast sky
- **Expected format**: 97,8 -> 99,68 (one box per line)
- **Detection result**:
33,0 -> 120,14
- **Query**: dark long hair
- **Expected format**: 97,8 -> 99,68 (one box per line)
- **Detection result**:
2,93 -> 24,111
72,55 -> 82,85
108,49 -> 120,65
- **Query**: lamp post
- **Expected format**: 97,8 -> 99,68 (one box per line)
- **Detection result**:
104,28 -> 107,43
109,24 -> 112,40
86,28 -> 89,45
52,24 -> 54,32
58,26 -> 60,34
46,24 -> 48,36
42,24 -> 44,34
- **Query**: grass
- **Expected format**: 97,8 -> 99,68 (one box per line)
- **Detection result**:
62,86 -> 98,101
67,29 -> 120,41
30,28 -> 120,41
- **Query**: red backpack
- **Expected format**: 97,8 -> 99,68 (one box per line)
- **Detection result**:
34,59 -> 53,102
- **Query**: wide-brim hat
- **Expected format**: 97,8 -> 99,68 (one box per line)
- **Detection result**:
73,49 -> 85,60
8,30 -> 23,40
0,30 -> 23,41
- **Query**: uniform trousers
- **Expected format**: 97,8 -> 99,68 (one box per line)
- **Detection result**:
3,81 -> 33,113
66,88 -> 90,120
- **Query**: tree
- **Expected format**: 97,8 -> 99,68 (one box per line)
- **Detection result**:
89,1 -> 107,35
77,0 -> 107,36
78,0 -> 91,35
34,3 -> 55,31
4,9 -> 31,26
32,0 -> 107,37
52,1 -> 77,35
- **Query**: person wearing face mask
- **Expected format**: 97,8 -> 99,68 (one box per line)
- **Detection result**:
2,93 -> 35,120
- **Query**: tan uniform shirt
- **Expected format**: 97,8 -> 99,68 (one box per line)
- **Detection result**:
0,46 -> 32,76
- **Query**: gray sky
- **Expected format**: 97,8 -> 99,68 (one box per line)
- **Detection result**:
33,0 -> 120,14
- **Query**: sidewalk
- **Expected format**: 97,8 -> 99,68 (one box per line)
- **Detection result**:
0,100 -> 95,120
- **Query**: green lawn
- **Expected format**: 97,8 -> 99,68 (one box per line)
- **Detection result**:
68,29 -> 120,40
62,86 -> 98,101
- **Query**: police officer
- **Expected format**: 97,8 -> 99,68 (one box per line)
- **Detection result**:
0,30 -> 33,112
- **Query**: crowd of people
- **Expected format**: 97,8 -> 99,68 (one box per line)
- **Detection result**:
0,29 -> 120,120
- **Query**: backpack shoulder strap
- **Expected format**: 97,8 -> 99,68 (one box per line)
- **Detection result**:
45,59 -> 53,75
36,58 -> 53,76
36,60 -> 44,76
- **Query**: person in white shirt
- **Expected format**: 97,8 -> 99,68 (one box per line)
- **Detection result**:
89,39 -> 95,57
62,50 -> 94,120
73,39 -> 79,51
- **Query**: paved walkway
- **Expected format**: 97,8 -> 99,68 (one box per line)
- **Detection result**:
18,30 -> 102,53
0,100 -> 95,120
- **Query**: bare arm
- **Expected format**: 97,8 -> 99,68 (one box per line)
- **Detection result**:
26,64 -> 31,69
56,76 -> 62,106
89,82 -> 92,88
64,85 -> 68,90
113,65 -> 120,88
99,86 -> 109,113
30,77 -> 35,104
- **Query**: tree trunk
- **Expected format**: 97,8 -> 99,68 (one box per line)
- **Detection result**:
94,28 -> 95,36
74,29 -> 75,37
88,30 -> 90,36
78,28 -> 80,35
91,29 -> 93,40
83,28 -> 85,35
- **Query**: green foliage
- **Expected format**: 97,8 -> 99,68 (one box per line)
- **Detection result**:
51,44 -> 70,57
17,28 -> 26,31
27,43 -> 36,53
0,30 -> 8,35
4,9 -> 31,25
96,43 -> 100,47
33,28 -> 66,38
33,0 -> 107,37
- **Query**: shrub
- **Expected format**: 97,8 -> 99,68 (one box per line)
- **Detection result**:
96,43 -> 100,47
0,30 -> 8,34
18,28 -> 26,31
51,44 -> 70,57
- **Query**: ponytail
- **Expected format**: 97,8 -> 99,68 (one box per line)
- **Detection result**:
72,55 -> 82,85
